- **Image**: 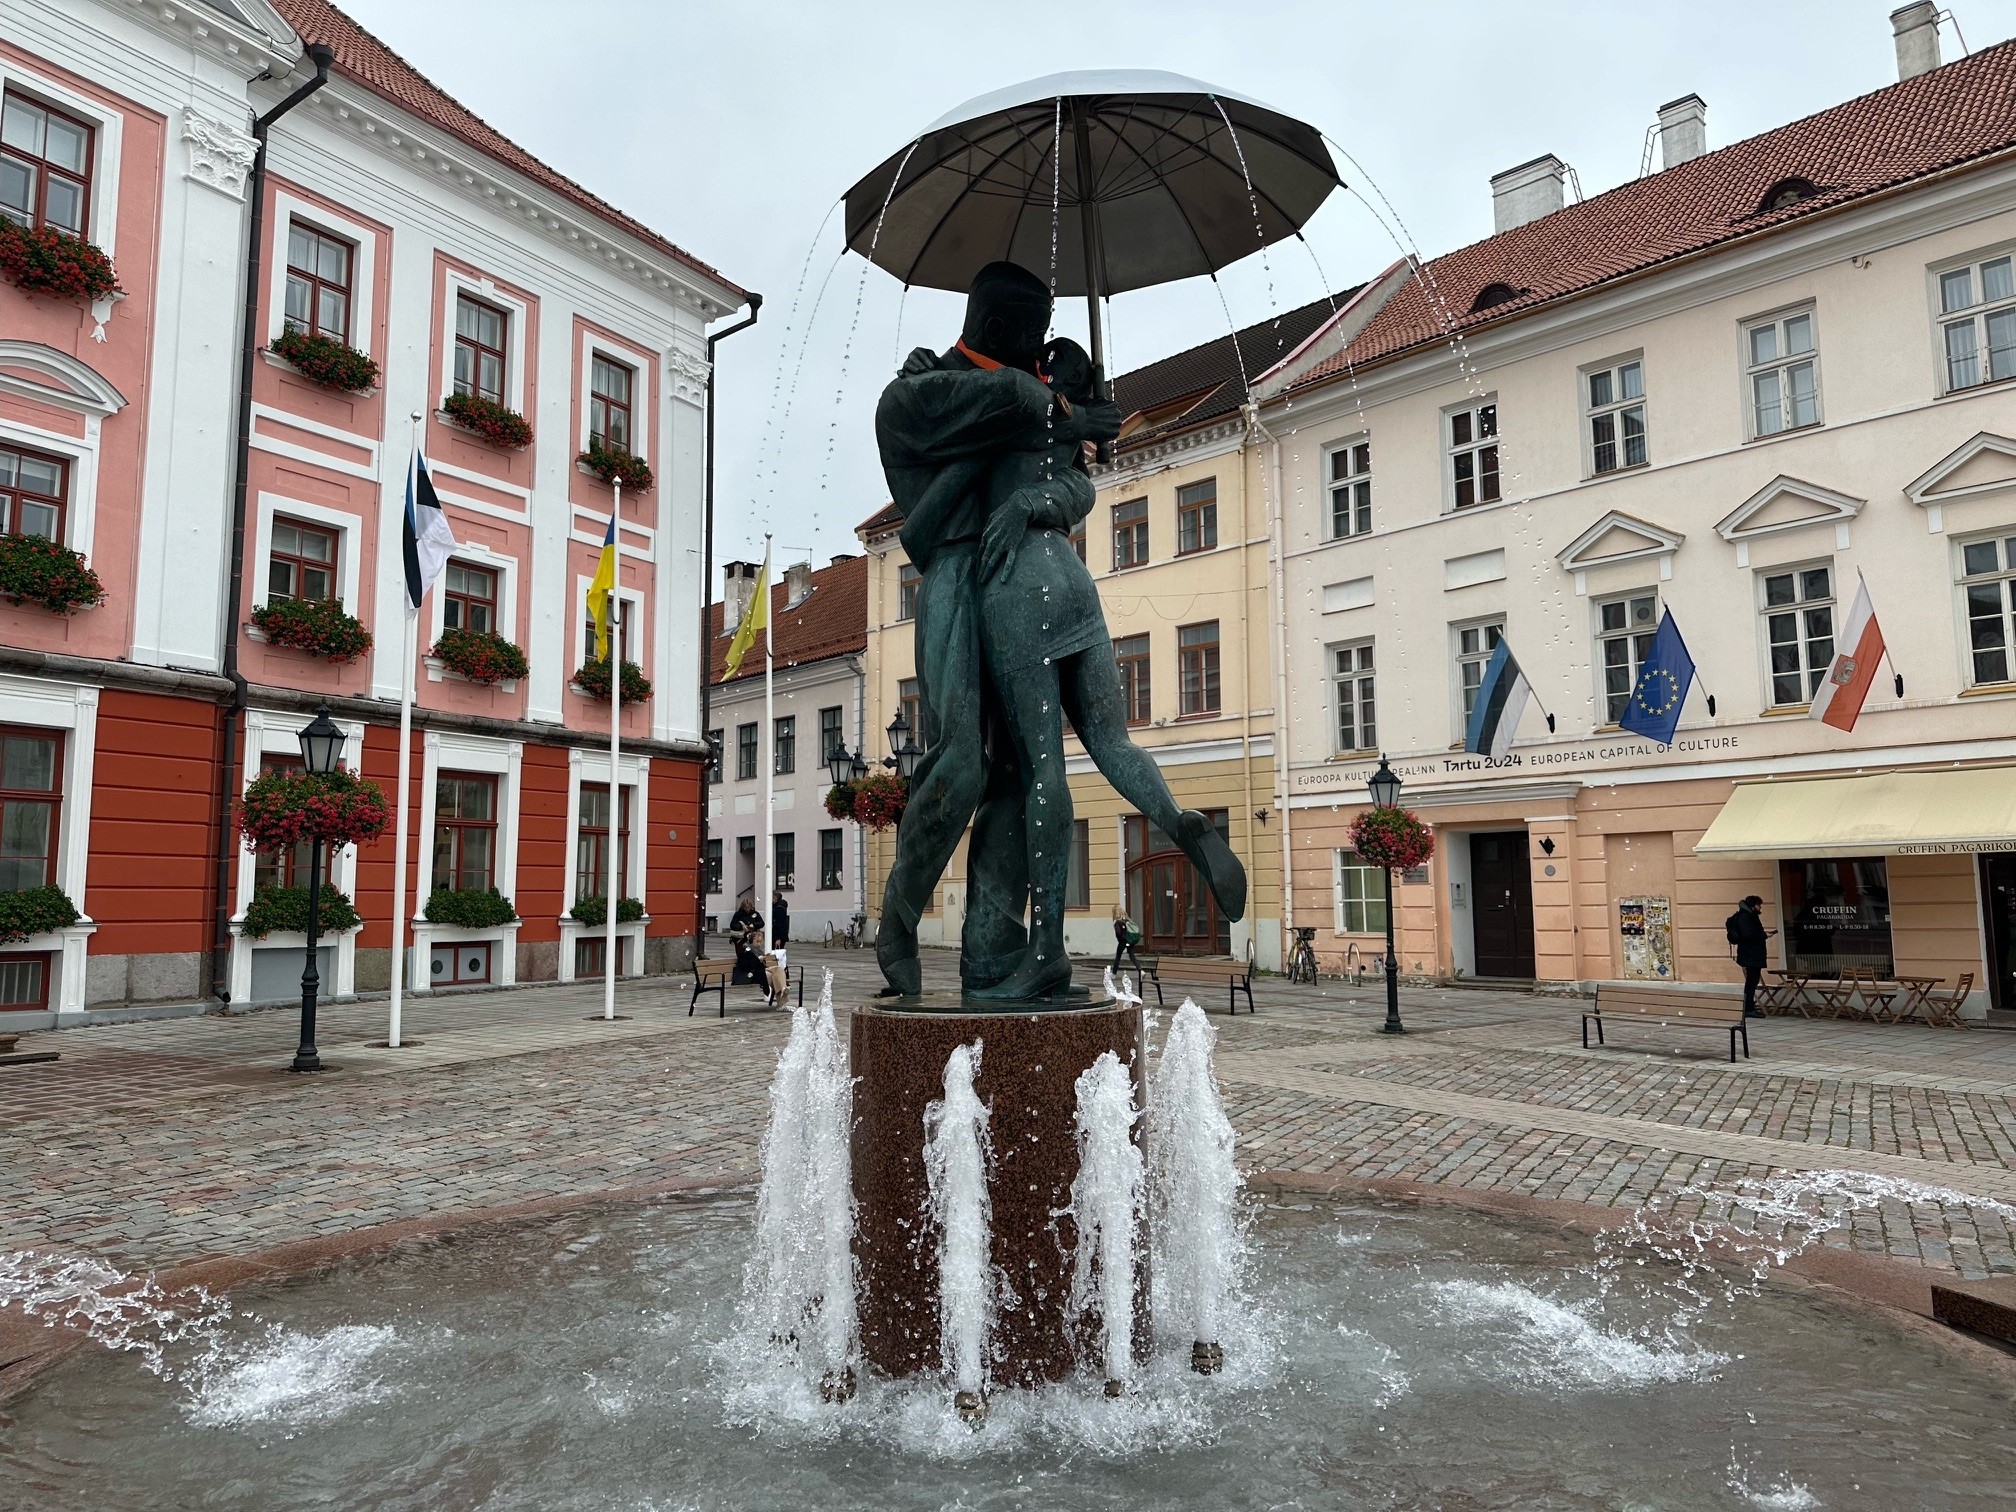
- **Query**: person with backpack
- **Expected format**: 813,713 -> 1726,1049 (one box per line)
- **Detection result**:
1725,894 -> 1776,1018
1111,902 -> 1146,976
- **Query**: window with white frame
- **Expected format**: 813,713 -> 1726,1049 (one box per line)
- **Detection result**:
896,562 -> 920,621
284,224 -> 355,344
0,443 -> 67,541
1328,438 -> 1372,538
1446,401 -> 1499,508
1585,359 -> 1646,474
269,517 -> 339,604
1938,254 -> 2016,393
1455,620 -> 1504,725
1333,850 -> 1387,934
454,294 -> 509,405
1959,531 -> 2016,686
589,354 -> 635,451
443,561 -> 498,635
1760,563 -> 1835,706
1744,309 -> 1819,436
1597,592 -> 1659,726
1332,640 -> 1375,753
0,90 -> 93,237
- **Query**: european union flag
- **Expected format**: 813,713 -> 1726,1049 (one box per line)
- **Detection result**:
1619,608 -> 1696,746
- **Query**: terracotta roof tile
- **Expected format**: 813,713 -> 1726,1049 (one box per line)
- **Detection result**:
708,553 -> 868,686
1293,41 -> 2016,390
271,0 -> 745,297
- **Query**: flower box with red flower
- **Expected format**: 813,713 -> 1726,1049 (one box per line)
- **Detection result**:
431,627 -> 529,688
0,534 -> 104,615
250,597 -> 373,664
1347,807 -> 1435,873
577,439 -> 654,492
442,390 -> 533,449
0,215 -> 120,304
572,656 -> 651,704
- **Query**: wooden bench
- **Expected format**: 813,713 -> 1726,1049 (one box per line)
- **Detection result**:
688,957 -> 804,1017
1129,950 -> 1256,1015
1584,984 -> 1749,1062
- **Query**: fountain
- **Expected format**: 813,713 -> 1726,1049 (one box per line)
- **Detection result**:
1146,1000 -> 1243,1375
1066,1050 -> 1145,1397
921,1040 -> 993,1420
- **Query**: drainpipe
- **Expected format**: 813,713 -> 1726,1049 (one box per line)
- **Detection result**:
696,294 -> 763,950
207,43 -> 335,1004
1247,400 -> 1298,973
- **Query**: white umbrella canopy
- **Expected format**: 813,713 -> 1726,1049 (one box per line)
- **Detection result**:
842,69 -> 1341,303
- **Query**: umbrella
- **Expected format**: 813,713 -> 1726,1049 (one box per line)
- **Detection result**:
842,68 -> 1340,387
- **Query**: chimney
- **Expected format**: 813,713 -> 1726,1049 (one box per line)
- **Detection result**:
1490,155 -> 1566,233
721,560 -> 757,634
784,560 -> 813,608
828,552 -> 858,567
1656,94 -> 1707,170
1891,2 -> 1941,80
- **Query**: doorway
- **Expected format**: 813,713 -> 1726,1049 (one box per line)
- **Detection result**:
1125,812 -> 1232,956
1468,830 -> 1535,979
1983,853 -> 2016,1013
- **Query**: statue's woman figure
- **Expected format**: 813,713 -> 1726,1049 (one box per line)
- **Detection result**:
969,337 -> 1246,1000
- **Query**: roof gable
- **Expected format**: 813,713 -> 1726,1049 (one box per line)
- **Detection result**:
1905,431 -> 2016,504
1557,509 -> 1684,572
1716,476 -> 1864,561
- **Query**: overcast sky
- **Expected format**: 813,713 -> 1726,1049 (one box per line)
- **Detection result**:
340,0 -> 2015,581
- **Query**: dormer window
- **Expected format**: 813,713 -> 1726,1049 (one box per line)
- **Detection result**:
1759,177 -> 1819,214
1469,282 -> 1522,314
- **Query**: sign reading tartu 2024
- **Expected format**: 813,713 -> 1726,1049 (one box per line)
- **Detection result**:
1292,732 -> 1746,795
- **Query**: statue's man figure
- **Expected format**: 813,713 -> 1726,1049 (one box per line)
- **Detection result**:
873,262 -> 1119,996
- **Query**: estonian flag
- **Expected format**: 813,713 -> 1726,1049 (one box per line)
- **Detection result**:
1463,639 -> 1533,758
402,450 -> 457,612
1619,608 -> 1696,746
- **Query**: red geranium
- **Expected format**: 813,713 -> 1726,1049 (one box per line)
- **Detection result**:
434,627 -> 529,685
0,215 -> 120,303
443,390 -> 533,449
850,772 -> 908,832
239,766 -> 390,853
1347,807 -> 1434,872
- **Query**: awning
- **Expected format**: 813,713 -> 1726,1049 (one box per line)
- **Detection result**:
1694,765 -> 2016,859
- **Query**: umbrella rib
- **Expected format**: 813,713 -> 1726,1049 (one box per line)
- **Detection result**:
1001,107 -> 1067,280
1097,114 -> 1221,286
1199,104 -> 1340,228
897,109 -> 1068,286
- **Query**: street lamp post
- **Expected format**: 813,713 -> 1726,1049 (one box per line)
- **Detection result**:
826,740 -> 855,787
884,710 -> 923,783
1367,754 -> 1405,1036
291,704 -> 345,1073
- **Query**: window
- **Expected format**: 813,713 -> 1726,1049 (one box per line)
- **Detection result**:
774,715 -> 795,776
1960,533 -> 2016,685
1329,439 -> 1372,539
1745,310 -> 1819,436
898,678 -> 921,739
0,444 -> 66,542
581,598 -> 637,666
1598,593 -> 1659,725
705,837 -> 723,895
1113,497 -> 1148,569
1176,478 -> 1217,555
1115,634 -> 1151,726
1586,360 -> 1647,474
1456,621 -> 1505,725
1761,565 -> 1835,706
896,562 -> 921,621
0,90 -> 93,237
283,224 -> 354,343
1066,818 -> 1090,909
0,953 -> 49,1009
736,723 -> 758,781
1068,518 -> 1086,562
431,773 -> 498,892
1781,857 -> 1892,978
453,294 -> 508,405
1178,621 -> 1221,717
819,829 -> 843,891
251,755 -> 336,892
443,561 -> 497,635
705,728 -> 722,784
1447,402 -> 1500,508
1938,255 -> 2016,392
818,706 -> 845,769
1333,850 -> 1388,934
774,832 -> 795,891
1332,641 -> 1375,753
1,727 -> 62,892
575,783 -> 631,902
268,517 -> 338,604
589,354 -> 635,450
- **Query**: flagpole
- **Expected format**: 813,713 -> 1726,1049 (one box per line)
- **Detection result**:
388,413 -> 423,1049
606,480 -> 623,1022
761,535 -> 775,992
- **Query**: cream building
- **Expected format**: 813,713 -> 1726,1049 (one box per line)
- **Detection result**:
1256,9 -> 2016,1018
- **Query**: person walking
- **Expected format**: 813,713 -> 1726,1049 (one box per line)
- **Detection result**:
1111,902 -> 1145,977
1725,894 -> 1776,1018
771,888 -> 791,951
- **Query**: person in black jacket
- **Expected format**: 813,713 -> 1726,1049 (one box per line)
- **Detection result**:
1725,894 -> 1775,1018
771,888 -> 791,950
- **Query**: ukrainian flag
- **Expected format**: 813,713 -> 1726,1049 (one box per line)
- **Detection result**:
587,512 -> 618,662
721,548 -> 770,681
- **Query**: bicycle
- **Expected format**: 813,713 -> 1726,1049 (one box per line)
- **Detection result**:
1286,927 -> 1321,985
823,914 -> 867,950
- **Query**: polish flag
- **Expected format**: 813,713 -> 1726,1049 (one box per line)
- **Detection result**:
1810,576 -> 1885,731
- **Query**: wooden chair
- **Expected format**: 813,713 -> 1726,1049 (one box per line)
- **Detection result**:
1920,973 -> 1975,1030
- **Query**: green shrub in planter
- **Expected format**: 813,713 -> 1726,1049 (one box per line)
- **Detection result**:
0,533 -> 105,614
569,894 -> 644,927
0,884 -> 80,945
423,886 -> 518,929
269,328 -> 379,393
240,883 -> 362,939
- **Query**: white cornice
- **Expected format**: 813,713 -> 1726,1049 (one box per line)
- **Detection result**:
90,0 -> 299,80
1093,416 -> 1246,487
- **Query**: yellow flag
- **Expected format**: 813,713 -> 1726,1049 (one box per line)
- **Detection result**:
721,550 -> 770,680
587,513 -> 618,661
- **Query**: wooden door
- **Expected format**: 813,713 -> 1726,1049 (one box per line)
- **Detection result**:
1470,831 -> 1536,979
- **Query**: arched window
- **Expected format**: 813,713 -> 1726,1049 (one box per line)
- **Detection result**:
1758,177 -> 1819,213
1469,282 -> 1522,314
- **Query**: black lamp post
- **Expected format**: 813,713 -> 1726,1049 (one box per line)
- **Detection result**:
290,704 -> 344,1073
884,710 -> 923,783
1367,754 -> 1405,1036
826,739 -> 855,787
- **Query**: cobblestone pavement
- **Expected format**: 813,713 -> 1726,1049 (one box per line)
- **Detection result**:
4,956 -> 2016,1283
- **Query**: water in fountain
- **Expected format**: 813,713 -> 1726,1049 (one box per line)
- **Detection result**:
922,1040 -> 993,1413
1065,1050 -> 1142,1393
1145,999 -> 1244,1374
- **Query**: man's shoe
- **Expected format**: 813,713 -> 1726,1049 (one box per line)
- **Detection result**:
1176,810 -> 1246,922
1744,1009 -> 1765,1018
876,916 -> 922,997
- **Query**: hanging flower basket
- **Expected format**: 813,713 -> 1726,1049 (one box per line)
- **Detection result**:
433,627 -> 529,685
423,886 -> 518,929
240,883 -> 363,939
0,533 -> 104,614
572,656 -> 651,704
0,884 -> 80,946
238,767 -> 390,853
442,390 -> 533,449
577,439 -> 654,492
252,597 -> 373,663
823,782 -> 856,821
569,894 -> 644,927
1347,807 -> 1435,873
0,215 -> 120,303
269,328 -> 379,394
849,772 -> 909,832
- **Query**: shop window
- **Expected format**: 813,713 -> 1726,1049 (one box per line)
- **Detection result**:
1112,497 -> 1148,569
431,772 -> 498,892
1585,359 -> 1647,474
1446,400 -> 1499,508
1176,478 -> 1218,555
0,444 -> 68,543
443,561 -> 498,635
453,294 -> 509,405
1780,858 -> 1892,978
1178,621 -> 1220,717
1959,532 -> 2016,686
1333,850 -> 1387,934
1936,253 -> 2016,393
1759,564 -> 1834,706
1598,593 -> 1659,726
1066,818 -> 1090,909
0,90 -> 94,237
284,223 -> 354,343
1115,634 -> 1151,725
736,722 -> 758,781
1455,620 -> 1505,726
430,941 -> 492,985
1329,438 -> 1372,539
1744,309 -> 1820,436
819,828 -> 843,891
575,782 -> 630,903
774,715 -> 795,776
1332,640 -> 1375,753
589,354 -> 635,451
269,517 -> 338,604
0,951 -> 50,1008
1,726 -> 62,893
